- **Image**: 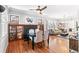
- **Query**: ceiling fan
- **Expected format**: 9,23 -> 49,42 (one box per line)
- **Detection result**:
29,6 -> 47,14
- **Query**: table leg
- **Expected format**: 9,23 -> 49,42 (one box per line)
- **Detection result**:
32,36 -> 34,50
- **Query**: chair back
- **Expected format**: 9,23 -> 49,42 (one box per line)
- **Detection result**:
34,30 -> 43,43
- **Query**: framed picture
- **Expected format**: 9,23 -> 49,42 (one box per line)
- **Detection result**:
10,15 -> 19,24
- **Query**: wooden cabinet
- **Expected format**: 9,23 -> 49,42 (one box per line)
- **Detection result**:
69,39 -> 78,51
8,24 -> 23,41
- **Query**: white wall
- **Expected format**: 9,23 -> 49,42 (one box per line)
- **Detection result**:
0,13 -> 1,38
8,8 -> 41,24
0,5 -> 8,53
8,8 -> 26,24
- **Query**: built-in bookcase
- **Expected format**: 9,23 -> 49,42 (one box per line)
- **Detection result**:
8,24 -> 24,40
9,15 -> 24,40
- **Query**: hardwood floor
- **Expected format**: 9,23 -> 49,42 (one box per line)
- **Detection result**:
49,36 -> 69,53
6,35 -> 69,53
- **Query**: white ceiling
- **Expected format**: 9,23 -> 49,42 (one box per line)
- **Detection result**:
8,5 -> 79,18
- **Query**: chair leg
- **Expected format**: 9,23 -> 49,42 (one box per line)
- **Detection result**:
41,41 -> 45,48
42,40 -> 45,47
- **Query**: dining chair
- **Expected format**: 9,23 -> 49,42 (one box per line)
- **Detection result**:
29,29 -> 43,49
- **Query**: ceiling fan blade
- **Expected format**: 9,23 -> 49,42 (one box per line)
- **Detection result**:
29,9 -> 41,11
36,9 -> 41,11
41,6 -> 47,11
29,9 -> 37,10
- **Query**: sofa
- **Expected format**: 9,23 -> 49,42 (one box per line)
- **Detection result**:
49,28 -> 61,35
